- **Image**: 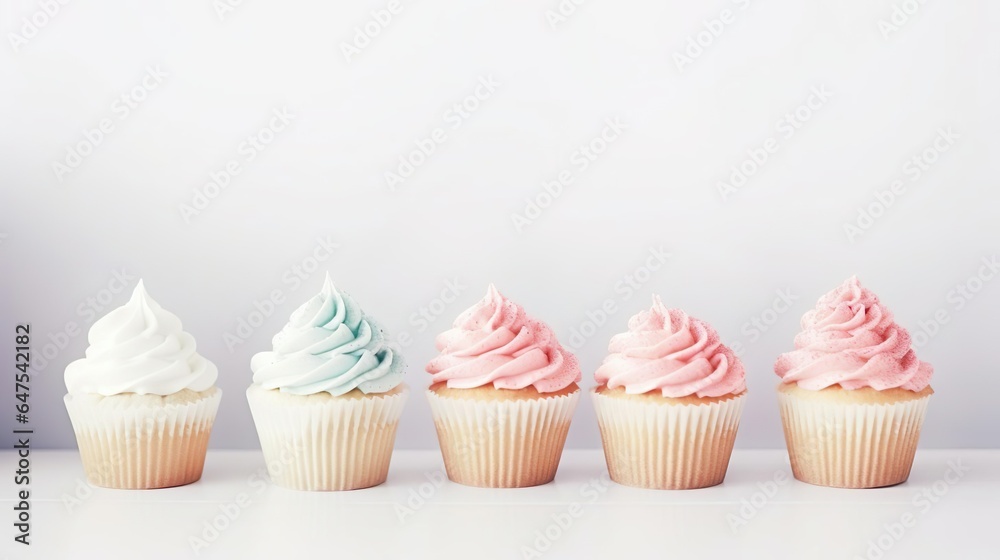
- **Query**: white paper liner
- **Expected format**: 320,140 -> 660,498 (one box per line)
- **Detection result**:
246,384 -> 408,491
63,388 -> 222,489
592,389 -> 745,489
426,388 -> 580,488
777,389 -> 930,488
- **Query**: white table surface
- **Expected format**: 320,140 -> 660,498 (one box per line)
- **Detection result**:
1,449 -> 996,560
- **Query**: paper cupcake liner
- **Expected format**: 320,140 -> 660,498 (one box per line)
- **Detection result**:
592,389 -> 745,489
63,388 -> 222,489
246,384 -> 408,491
426,388 -> 579,488
777,389 -> 930,488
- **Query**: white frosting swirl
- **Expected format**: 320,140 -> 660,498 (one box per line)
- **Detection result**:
64,280 -> 218,396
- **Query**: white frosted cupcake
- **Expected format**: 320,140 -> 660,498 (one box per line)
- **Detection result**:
63,280 -> 221,489
775,277 -> 933,488
247,273 -> 408,491
593,296 -> 747,490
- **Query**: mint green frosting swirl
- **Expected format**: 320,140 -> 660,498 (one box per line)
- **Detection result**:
250,273 -> 405,396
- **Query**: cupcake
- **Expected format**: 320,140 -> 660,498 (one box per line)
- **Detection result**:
775,276 -> 933,488
426,284 -> 581,488
63,280 -> 221,489
247,273 -> 408,491
592,296 -> 747,489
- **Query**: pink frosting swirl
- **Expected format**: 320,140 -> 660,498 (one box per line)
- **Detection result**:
594,296 -> 746,398
775,276 -> 932,391
426,285 -> 581,393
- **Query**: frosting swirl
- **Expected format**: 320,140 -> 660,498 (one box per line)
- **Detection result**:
426,284 -> 580,393
595,296 -> 746,398
774,276 -> 932,391
64,280 -> 218,396
251,273 -> 404,396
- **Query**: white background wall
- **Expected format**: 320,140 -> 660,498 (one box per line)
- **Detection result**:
2,0 -> 997,450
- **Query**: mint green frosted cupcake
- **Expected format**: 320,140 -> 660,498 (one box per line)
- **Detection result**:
246,273 -> 408,491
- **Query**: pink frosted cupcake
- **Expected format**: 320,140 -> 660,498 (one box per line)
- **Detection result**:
775,277 -> 933,488
593,296 -> 747,489
426,285 -> 581,488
